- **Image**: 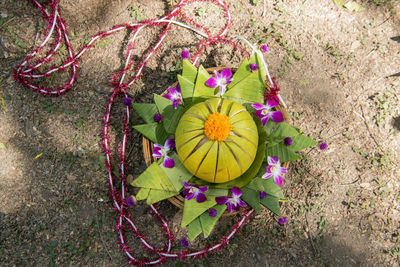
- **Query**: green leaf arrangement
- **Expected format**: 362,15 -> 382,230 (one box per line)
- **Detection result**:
131,52 -> 317,241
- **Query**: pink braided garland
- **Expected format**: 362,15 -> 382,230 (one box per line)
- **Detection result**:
15,0 -> 258,265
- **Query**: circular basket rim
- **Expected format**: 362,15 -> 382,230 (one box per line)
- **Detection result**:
141,66 -> 290,216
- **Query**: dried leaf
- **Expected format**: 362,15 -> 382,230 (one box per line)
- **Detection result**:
344,1 -> 364,12
333,0 -> 344,9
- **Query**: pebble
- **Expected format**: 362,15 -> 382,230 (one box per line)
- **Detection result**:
126,174 -> 135,184
67,174 -> 77,181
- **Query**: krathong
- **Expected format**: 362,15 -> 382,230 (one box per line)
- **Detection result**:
14,0 -> 321,264
131,49 -> 317,241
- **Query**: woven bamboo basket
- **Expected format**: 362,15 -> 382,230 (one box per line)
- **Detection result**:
142,67 -> 290,216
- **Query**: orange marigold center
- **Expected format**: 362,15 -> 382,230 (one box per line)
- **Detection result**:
204,112 -> 232,141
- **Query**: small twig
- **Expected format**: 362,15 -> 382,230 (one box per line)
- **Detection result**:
0,35 -> 9,52
377,16 -> 391,28
0,17 -> 15,30
126,142 -> 135,163
99,231 -> 113,261
262,0 -> 267,17
96,209 -> 113,261
303,206 -> 318,256
33,17 -> 41,47
359,106 -> 384,153
339,175 -> 361,186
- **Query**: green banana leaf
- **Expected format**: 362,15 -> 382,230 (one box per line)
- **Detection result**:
193,65 -> 213,97
132,123 -> 169,144
131,103 -> 158,124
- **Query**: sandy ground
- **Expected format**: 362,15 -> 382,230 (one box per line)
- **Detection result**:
0,0 -> 399,266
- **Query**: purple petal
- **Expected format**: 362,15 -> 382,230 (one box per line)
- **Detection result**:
227,202 -> 234,213
183,182 -> 190,189
261,116 -> 269,127
163,93 -> 173,101
214,70 -> 221,79
152,148 -> 162,158
219,85 -> 227,96
196,193 -> 207,203
274,175 -> 283,187
164,138 -> 175,150
220,69 -> 233,80
199,186 -> 208,193
126,196 -> 136,207
262,172 -> 273,179
270,111 -> 284,123
208,208 -> 217,217
283,137 -> 292,146
266,98 -> 279,108
181,50 -> 189,60
259,191 -> 267,199
183,188 -> 190,196
268,156 -> 280,165
233,203 -> 241,211
215,196 -> 229,205
278,216 -> 288,225
249,63 -> 258,72
238,199 -> 247,207
153,144 -> 163,149
175,83 -> 181,92
185,192 -> 195,200
261,44 -> 269,53
168,87 -> 177,95
319,142 -> 328,150
255,109 -> 266,119
252,103 -> 265,110
172,101 -> 178,109
231,186 -> 242,198
266,165 -> 273,173
205,77 -> 218,88
180,238 -> 189,248
281,167 -> 288,174
163,156 -> 175,168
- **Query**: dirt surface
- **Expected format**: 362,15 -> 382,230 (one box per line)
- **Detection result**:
1,0 -> 400,266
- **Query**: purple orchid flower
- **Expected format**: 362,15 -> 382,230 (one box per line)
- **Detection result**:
164,84 -> 182,109
152,138 -> 175,168
262,156 -> 287,187
182,182 -> 208,203
215,187 -> 247,213
252,99 -> 284,126
205,69 -> 233,96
